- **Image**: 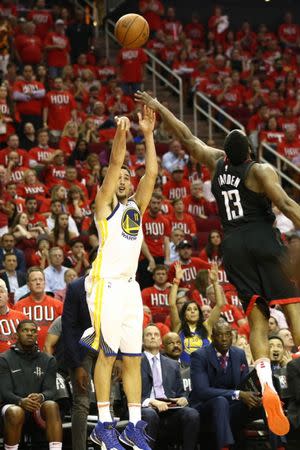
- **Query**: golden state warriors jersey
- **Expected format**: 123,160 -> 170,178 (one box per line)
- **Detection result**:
91,199 -> 143,279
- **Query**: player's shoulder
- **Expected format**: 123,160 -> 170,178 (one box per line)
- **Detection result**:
250,161 -> 277,179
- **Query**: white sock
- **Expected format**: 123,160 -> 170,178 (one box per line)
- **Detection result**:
254,357 -> 276,393
128,403 -> 141,425
49,443 -> 62,450
97,402 -> 113,422
5,445 -> 19,450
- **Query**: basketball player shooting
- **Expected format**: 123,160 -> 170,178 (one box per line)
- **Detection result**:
135,90 -> 300,436
81,107 -> 157,449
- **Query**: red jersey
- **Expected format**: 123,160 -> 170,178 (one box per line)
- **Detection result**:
14,295 -> 63,350
0,308 -> 27,353
95,65 -> 117,81
169,213 -> 197,236
139,0 -> 164,31
27,9 -> 53,40
142,285 -> 170,317
11,165 -> 28,184
17,182 -> 48,200
45,164 -> 66,188
277,139 -> 300,160
13,80 -> 45,116
0,147 -> 29,167
117,48 -> 148,83
163,179 -> 190,200
168,257 -> 210,289
183,195 -> 214,218
27,212 -> 47,227
28,146 -> 55,165
259,131 -> 285,145
278,23 -> 300,44
221,304 -> 245,331
44,32 -> 70,67
14,34 -> 42,64
44,90 -> 76,131
58,136 -> 77,156
142,211 -> 171,258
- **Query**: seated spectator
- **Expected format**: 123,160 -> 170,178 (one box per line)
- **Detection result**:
0,319 -> 63,450
0,232 -> 26,272
190,320 -> 262,450
168,240 -> 210,290
54,268 -> 78,302
43,247 -> 68,294
0,278 -> 26,351
66,183 -> 90,216
287,355 -> 300,429
31,235 -> 51,269
161,139 -> 188,173
199,229 -> 223,264
169,227 -> 184,263
19,122 -> 37,151
17,170 -> 48,201
14,267 -> 63,349
278,328 -> 296,359
64,240 -> 90,276
168,199 -> 197,237
0,252 -> 26,296
28,128 -> 55,169
163,166 -> 190,200
142,265 -> 171,321
278,11 -> 300,49
169,262 -> 225,365
79,117 -> 99,144
277,128 -> 300,161
59,120 -> 79,156
162,331 -> 190,369
269,335 -> 290,369
49,213 -> 78,252
46,199 -> 79,238
141,324 -> 200,449
11,212 -> 44,242
269,316 -> 280,336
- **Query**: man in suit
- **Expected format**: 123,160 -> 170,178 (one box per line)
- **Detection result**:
62,275 -> 96,450
0,252 -> 26,295
141,324 -> 200,450
287,357 -> 300,429
0,233 -> 26,272
190,320 -> 261,450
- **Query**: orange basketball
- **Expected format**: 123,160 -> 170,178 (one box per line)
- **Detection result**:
114,13 -> 149,49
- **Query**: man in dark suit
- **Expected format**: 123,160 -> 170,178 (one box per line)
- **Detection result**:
141,324 -> 200,450
0,233 -> 26,272
190,320 -> 261,450
287,357 -> 300,429
0,252 -> 26,294
62,275 -> 96,450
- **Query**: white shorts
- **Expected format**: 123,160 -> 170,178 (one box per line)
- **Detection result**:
80,277 -> 143,356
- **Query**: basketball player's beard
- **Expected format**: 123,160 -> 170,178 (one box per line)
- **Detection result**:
116,192 -> 128,202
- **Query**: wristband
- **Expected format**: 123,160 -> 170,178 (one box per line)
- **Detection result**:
173,278 -> 180,285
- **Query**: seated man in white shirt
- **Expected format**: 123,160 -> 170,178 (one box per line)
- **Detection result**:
44,247 -> 68,294
141,324 -> 200,450
161,139 -> 188,173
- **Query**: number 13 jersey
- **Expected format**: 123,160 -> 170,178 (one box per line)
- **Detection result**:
211,158 -> 275,233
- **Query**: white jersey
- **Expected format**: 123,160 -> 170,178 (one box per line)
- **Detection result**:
91,199 -> 143,280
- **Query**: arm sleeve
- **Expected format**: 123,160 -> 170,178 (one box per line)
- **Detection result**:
41,357 -> 57,401
0,358 -> 22,404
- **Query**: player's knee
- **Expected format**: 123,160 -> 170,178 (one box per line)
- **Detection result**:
4,406 -> 25,426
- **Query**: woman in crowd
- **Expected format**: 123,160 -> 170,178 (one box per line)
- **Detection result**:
49,212 -> 77,252
169,261 -> 225,365
59,120 -> 78,156
200,229 -> 223,265
17,169 -> 48,201
31,235 -> 51,269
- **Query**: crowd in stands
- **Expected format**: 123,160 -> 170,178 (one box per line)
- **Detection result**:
0,0 -> 299,449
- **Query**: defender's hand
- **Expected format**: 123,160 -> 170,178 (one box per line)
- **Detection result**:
135,91 -> 160,111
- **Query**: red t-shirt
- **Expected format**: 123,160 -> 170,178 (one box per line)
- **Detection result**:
0,308 -> 27,353
13,80 -> 45,116
221,304 -> 245,330
163,179 -> 190,200
142,285 -> 170,317
183,195 -> 214,218
259,131 -> 285,145
142,211 -> 171,258
107,95 -> 135,115
169,213 -> 197,236
14,295 -> 63,350
11,165 -> 29,184
168,257 -> 210,290
45,164 -> 66,188
95,65 -> 117,81
27,9 -> 53,40
0,147 -> 29,167
44,32 -> 70,67
14,34 -> 42,64
278,23 -> 300,44
58,136 -> 77,156
28,146 -> 55,165
117,48 -> 148,83
139,0 -> 164,31
277,138 -> 300,160
44,90 -> 76,131
17,182 -> 48,200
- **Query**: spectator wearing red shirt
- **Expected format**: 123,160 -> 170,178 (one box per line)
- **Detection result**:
160,35 -> 181,67
259,116 -> 284,153
0,0 -> 17,18
0,134 -> 29,168
184,181 -> 216,230
0,279 -> 26,352
169,198 -> 196,237
44,19 -> 70,79
27,0 -> 53,40
215,76 -> 244,119
107,86 -> 135,118
17,169 -> 48,202
278,107 -> 298,132
12,65 -> 45,130
184,12 -> 205,47
14,22 -> 43,66
278,12 -> 300,48
24,197 -> 47,229
28,128 -> 55,169
162,6 -> 183,42
44,149 -> 66,189
0,84 -> 15,144
163,166 -> 190,200
6,151 -> 29,184
139,0 -> 164,32
208,5 -> 229,44
277,128 -> 300,161
168,240 -> 210,290
248,104 -> 269,151
14,267 -> 63,350
73,53 -> 96,79
142,265 -> 171,321
43,77 -> 77,141
117,47 -> 148,95
244,78 -> 269,113
266,90 -> 285,118
94,55 -> 117,82
236,21 -> 257,54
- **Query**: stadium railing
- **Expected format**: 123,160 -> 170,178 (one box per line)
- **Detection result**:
105,18 -> 184,120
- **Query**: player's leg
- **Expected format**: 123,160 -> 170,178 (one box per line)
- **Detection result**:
94,350 -> 116,421
122,354 -> 142,421
281,302 -> 300,346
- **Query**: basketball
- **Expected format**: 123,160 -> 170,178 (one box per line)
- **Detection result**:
114,13 -> 149,49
